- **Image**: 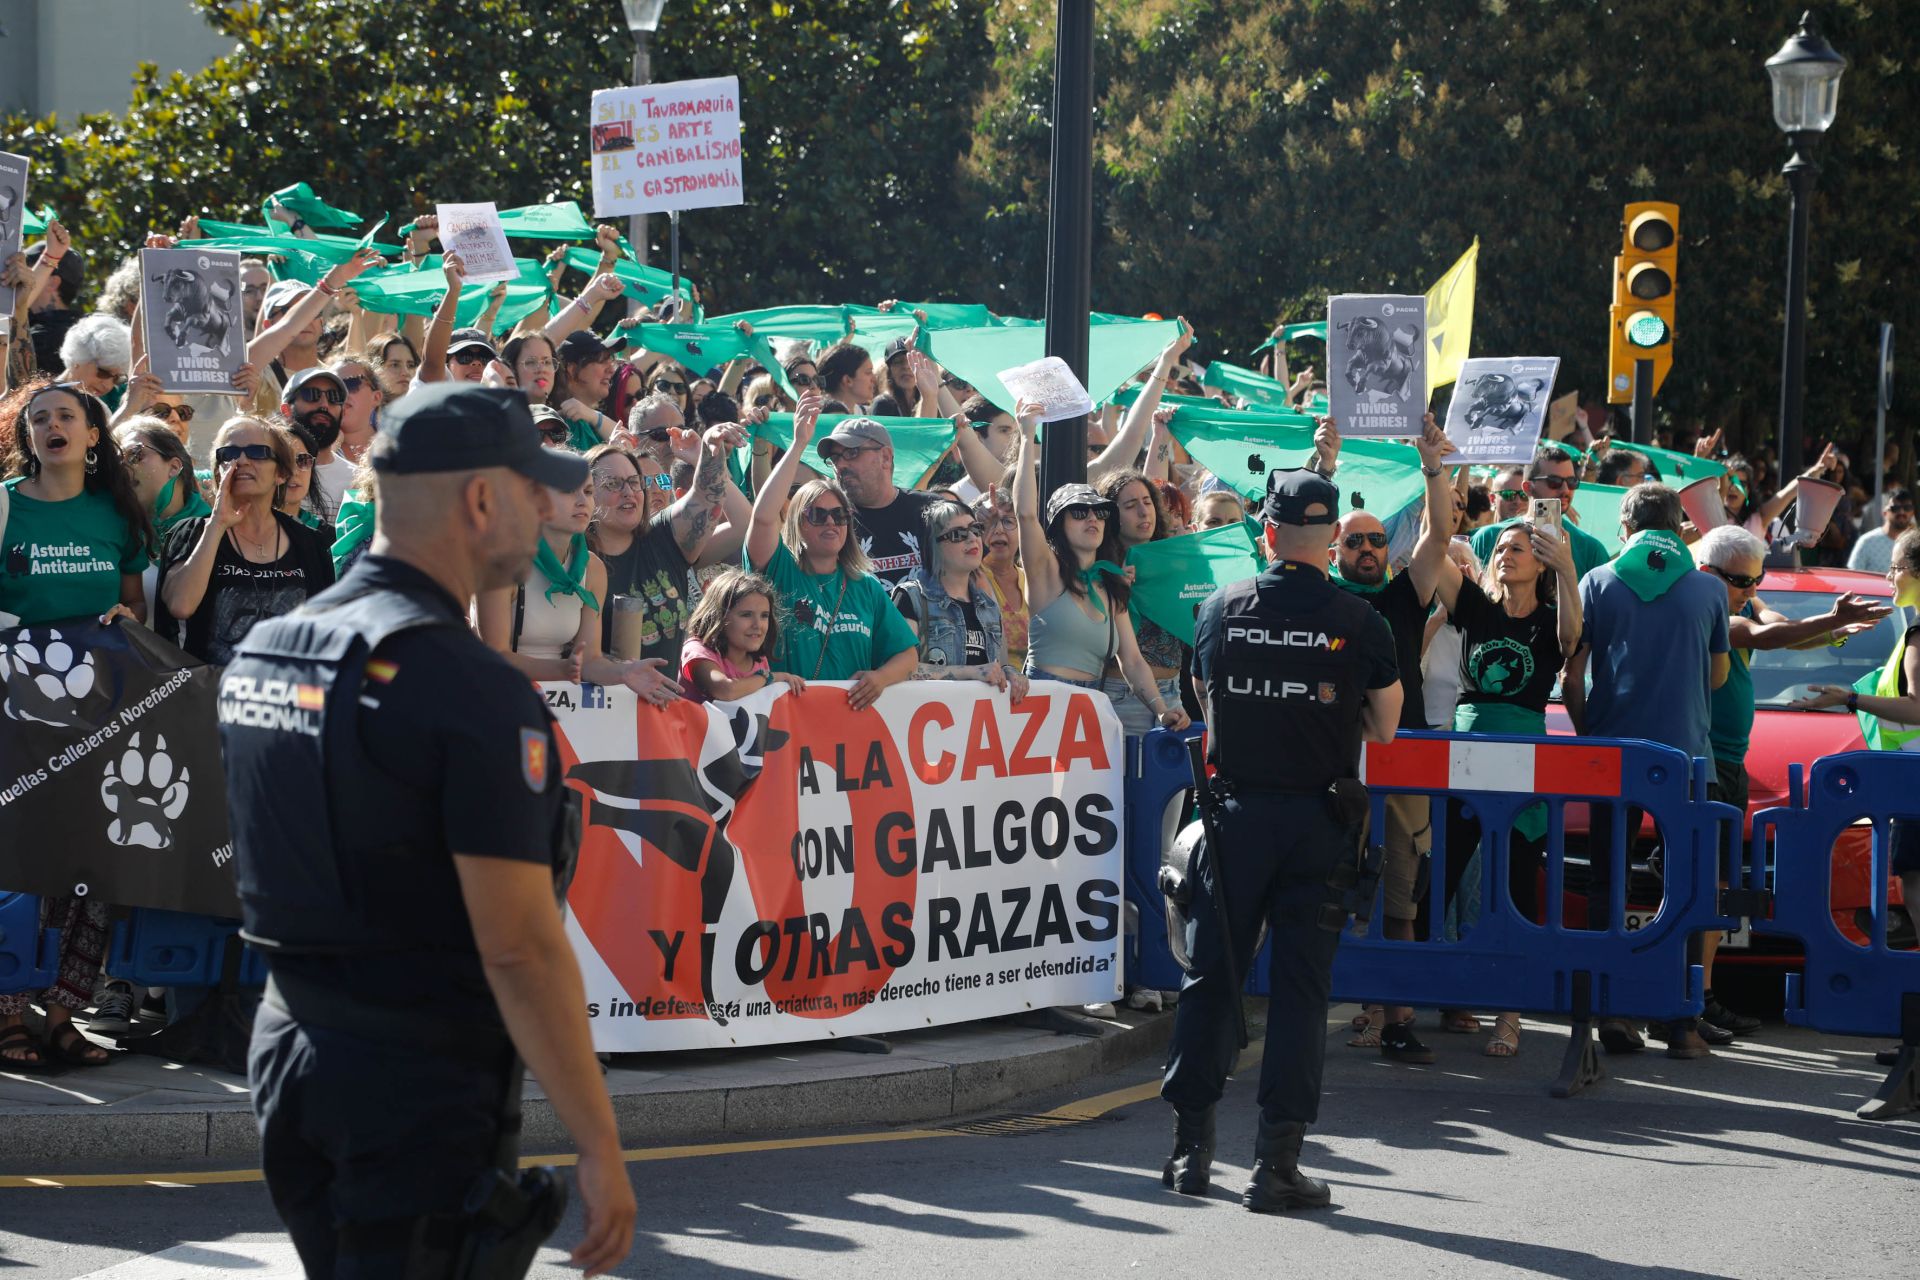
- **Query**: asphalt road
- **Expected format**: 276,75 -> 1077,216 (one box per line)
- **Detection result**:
3,1015 -> 1914,1279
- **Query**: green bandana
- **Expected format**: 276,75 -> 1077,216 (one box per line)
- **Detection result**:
1328,560 -> 1390,596
1611,529 -> 1691,603
152,474 -> 214,537
534,533 -> 600,613
331,493 -> 376,577
1079,560 -> 1128,617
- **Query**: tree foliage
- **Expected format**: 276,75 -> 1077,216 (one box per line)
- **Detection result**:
6,0 -> 1914,449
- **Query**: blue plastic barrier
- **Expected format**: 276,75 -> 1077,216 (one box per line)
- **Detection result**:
1750,752 -> 1920,1119
108,908 -> 266,989
1124,729 -> 1744,1097
1126,728 -> 1206,993
0,892 -> 58,993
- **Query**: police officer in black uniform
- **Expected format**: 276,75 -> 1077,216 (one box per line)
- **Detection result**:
220,384 -> 648,1277
1161,466 -> 1403,1212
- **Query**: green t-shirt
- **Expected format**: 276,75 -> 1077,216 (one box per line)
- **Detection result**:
566,417 -> 603,453
0,478 -> 151,626
1471,516 -> 1612,583
1709,603 -> 1756,764
756,540 -> 918,681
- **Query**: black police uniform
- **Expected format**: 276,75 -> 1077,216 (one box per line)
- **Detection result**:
219,385 -> 584,1278
1160,468 -> 1398,1210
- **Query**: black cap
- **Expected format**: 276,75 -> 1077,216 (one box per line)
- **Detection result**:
558,329 -> 611,364
447,327 -> 497,360
282,366 -> 347,403
883,335 -> 913,361
1258,467 -> 1340,526
25,242 -> 84,298
372,383 -> 587,489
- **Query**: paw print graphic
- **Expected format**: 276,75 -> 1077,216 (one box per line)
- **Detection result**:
100,732 -> 192,850
0,629 -> 102,728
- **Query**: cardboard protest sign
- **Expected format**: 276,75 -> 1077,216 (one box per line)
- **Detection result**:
1546,390 -> 1580,441
0,152 -> 27,321
1328,294 -> 1426,439
434,202 -> 517,283
591,76 -> 745,218
1441,357 -> 1561,466
555,680 -> 1124,1051
0,621 -> 236,916
1127,523 -> 1264,646
140,248 -> 245,396
996,355 -> 1095,423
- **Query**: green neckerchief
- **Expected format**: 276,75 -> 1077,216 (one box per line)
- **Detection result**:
534,533 -> 600,613
1612,529 -> 1690,603
1079,560 -> 1127,617
152,474 -> 214,535
1328,559 -> 1390,596
331,493 -> 375,576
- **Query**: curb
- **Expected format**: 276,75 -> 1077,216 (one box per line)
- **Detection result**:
0,1010 -> 1176,1166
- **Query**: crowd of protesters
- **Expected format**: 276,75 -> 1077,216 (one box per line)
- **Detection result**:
1,205 -> 1915,1075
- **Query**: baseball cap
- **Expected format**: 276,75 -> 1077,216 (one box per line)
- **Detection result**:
372,384 -> 587,489
558,330 -> 611,364
282,366 -> 347,403
883,336 -> 913,362
1044,482 -> 1116,527
259,279 -> 309,319
447,327 -> 497,360
1258,468 -> 1340,526
24,242 -> 83,298
817,417 -> 892,460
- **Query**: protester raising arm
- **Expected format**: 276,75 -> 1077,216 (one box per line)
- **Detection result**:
1143,407 -> 1175,484
545,273 -> 625,345
248,247 -> 381,372
663,422 -> 747,561
744,391 -> 822,572
1405,413 -> 1461,604
1090,318 -> 1191,484
1749,442 -> 1840,530
1010,396 -> 1064,612
415,252 -> 468,385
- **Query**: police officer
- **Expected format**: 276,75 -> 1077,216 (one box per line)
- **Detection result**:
221,384 -> 652,1277
1161,466 -> 1403,1212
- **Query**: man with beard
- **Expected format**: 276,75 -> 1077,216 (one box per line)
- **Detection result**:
282,367 -> 352,523
817,418 -> 942,586
1319,413 -> 1460,1063
1849,486 -> 1913,574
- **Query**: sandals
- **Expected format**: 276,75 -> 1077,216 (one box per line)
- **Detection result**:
1346,1005 -> 1386,1048
47,1023 -> 111,1067
0,1023 -> 50,1073
1484,1013 -> 1522,1058
1440,1009 -> 1482,1034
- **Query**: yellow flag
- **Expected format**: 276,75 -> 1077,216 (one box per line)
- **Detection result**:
1424,238 -> 1479,395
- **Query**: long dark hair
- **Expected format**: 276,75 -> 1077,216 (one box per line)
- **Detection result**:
1096,469 -> 1173,545
8,381 -> 157,558
1046,509 -> 1130,611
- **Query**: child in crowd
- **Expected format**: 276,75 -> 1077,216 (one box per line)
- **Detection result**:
679,567 -> 806,702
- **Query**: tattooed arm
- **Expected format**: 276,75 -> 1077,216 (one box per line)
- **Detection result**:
664,423 -> 746,560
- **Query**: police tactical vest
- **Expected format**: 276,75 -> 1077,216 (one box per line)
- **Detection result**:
219,581 -> 473,954
1205,569 -> 1381,791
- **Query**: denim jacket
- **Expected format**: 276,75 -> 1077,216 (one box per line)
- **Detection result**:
893,569 -> 1006,670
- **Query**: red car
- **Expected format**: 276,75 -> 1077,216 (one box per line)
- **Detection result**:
1544,566 -> 1910,959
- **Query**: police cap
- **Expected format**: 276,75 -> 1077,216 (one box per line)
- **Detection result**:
1259,467 -> 1339,526
372,383 -> 588,490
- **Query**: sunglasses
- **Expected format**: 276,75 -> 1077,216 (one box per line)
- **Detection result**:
751,394 -> 778,409
645,472 -> 673,491
652,379 -> 689,394
1342,532 -> 1389,550
150,402 -> 196,423
295,386 -> 346,406
121,443 -> 150,465
823,445 -> 878,463
1531,474 -> 1579,492
1708,566 -> 1762,590
802,505 -> 851,526
338,374 -> 368,394
935,524 -> 983,544
1063,504 -> 1106,522
292,452 -> 314,471
788,373 -> 816,387
539,424 -> 570,443
451,349 -> 493,366
215,443 -> 276,465
1494,488 -> 1526,502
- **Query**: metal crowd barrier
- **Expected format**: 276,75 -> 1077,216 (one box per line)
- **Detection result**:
1750,752 -> 1920,1120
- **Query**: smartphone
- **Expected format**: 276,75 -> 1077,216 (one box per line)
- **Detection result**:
1529,498 -> 1563,541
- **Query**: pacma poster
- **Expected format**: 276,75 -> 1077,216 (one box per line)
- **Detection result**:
140,247 -> 245,396
1328,294 -> 1426,439
1441,357 -> 1562,466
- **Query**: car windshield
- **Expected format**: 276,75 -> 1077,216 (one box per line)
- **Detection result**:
1748,592 -> 1904,707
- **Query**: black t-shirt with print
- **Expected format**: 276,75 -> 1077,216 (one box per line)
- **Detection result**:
1449,577 -> 1563,716
854,489 -> 942,586
1361,571 -> 1431,731
158,513 -> 335,666
598,512 -> 693,665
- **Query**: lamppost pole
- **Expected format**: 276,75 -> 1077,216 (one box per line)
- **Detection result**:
1040,0 -> 1094,496
1777,134 -> 1817,473
629,33 -> 651,281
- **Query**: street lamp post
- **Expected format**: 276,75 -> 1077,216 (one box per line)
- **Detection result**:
1765,10 -> 1846,474
620,0 -> 669,314
1040,0 -> 1094,496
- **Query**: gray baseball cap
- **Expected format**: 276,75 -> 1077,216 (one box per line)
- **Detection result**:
817,417 -> 892,460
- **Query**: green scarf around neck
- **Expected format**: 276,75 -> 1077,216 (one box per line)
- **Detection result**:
1328,559 -> 1389,596
535,533 -> 600,613
152,473 -> 214,535
1078,560 -> 1127,617
1612,529 -> 1691,603
331,493 -> 375,576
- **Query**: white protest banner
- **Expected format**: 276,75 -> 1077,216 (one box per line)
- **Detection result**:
552,680 -> 1125,1052
1441,357 -> 1561,466
996,355 -> 1095,424
590,76 -> 744,219
1328,294 -> 1426,439
433,202 -> 516,283
139,247 -> 245,395
0,151 -> 26,321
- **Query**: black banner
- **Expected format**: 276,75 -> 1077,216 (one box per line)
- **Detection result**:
0,619 -> 237,916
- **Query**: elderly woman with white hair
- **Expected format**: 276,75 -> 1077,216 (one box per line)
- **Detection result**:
59,313 -> 132,410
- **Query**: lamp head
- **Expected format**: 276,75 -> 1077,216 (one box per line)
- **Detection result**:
1765,10 -> 1846,135
620,0 -> 668,35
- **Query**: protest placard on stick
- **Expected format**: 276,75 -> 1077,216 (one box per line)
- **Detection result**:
1441,357 -> 1562,466
1328,294 -> 1426,439
0,152 -> 28,321
140,247 -> 245,396
434,202 -> 516,283
591,76 -> 744,218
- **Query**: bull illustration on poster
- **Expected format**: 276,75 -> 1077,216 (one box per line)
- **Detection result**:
1441,356 -> 1562,466
140,247 -> 245,395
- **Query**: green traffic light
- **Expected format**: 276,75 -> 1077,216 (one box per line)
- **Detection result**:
1626,310 -> 1670,348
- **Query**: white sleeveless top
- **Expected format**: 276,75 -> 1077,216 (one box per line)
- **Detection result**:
518,561 -> 585,660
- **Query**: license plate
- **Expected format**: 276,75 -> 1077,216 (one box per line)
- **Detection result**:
1622,911 -> 1750,949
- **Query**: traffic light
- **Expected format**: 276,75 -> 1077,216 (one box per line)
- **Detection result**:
1607,201 -> 1679,404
